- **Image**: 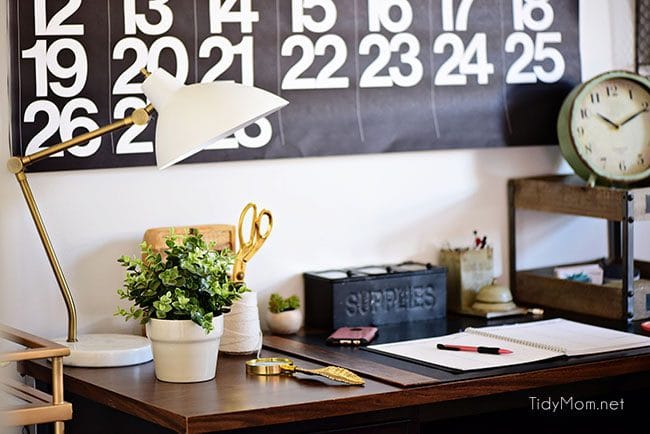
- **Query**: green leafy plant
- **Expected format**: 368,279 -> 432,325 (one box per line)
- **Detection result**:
116,230 -> 248,333
268,293 -> 300,314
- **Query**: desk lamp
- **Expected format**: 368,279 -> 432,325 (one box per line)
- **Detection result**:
6,68 -> 288,367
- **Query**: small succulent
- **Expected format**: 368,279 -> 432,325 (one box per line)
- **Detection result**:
268,293 -> 300,314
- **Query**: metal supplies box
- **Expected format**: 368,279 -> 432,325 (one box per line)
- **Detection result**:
304,262 -> 446,330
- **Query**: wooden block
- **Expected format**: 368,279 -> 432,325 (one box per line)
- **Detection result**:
143,225 -> 236,257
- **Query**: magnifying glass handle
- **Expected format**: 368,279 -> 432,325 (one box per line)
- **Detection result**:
280,364 -> 364,386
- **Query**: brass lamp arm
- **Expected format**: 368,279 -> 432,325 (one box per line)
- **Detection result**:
7,105 -> 154,172
6,104 -> 154,343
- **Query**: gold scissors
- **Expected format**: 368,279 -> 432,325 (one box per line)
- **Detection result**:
232,203 -> 273,283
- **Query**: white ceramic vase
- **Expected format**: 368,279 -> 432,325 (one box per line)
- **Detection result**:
266,309 -> 303,335
146,315 -> 224,383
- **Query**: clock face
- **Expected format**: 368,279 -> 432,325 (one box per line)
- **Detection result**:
570,77 -> 650,181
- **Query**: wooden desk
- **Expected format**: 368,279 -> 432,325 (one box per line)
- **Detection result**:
20,320 -> 650,434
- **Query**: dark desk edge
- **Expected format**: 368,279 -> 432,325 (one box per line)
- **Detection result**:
20,348 -> 650,433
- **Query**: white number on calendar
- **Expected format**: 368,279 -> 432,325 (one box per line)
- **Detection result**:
359,33 -> 422,88
505,32 -> 564,83
281,34 -> 349,90
22,39 -> 88,98
112,36 -> 189,95
199,36 -> 254,84
24,98 -> 101,157
209,0 -> 259,33
123,0 -> 173,35
205,118 -> 274,150
114,97 -> 153,154
367,0 -> 413,33
291,0 -> 337,33
441,0 -> 474,32
34,0 -> 84,35
434,33 -> 493,85
112,38 -> 148,95
59,98 -> 102,156
512,0 -> 554,32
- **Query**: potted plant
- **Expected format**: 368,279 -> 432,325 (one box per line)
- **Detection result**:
116,230 -> 247,383
266,293 -> 302,334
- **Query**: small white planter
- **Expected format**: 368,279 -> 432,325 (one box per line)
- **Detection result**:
266,309 -> 303,335
146,315 -> 224,383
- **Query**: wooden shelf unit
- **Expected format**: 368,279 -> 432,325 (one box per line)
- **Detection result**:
1,324 -> 72,433
508,175 -> 650,321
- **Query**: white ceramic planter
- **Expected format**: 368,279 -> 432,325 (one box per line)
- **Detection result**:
266,309 -> 303,335
146,315 -> 224,383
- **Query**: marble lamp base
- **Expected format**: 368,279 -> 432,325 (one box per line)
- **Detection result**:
54,334 -> 152,367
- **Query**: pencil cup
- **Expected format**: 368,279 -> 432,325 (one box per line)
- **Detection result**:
439,247 -> 494,313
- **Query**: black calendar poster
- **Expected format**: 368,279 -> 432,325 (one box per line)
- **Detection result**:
9,0 -> 581,172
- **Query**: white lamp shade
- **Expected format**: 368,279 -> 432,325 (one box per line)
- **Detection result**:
141,69 -> 289,170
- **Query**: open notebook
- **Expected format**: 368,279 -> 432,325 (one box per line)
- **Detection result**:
366,319 -> 650,371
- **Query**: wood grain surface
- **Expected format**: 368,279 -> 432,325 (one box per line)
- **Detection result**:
20,340 -> 650,433
509,175 -> 628,220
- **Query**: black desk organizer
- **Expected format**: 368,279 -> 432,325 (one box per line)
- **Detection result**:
304,262 -> 446,329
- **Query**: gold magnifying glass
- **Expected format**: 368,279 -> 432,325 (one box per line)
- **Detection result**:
246,358 -> 364,386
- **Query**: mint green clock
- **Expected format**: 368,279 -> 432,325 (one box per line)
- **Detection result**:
557,70 -> 650,186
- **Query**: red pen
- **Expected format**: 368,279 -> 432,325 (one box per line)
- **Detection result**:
641,321 -> 650,333
436,343 -> 512,355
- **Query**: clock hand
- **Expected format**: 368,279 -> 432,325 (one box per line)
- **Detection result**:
618,107 -> 648,127
596,113 -> 620,129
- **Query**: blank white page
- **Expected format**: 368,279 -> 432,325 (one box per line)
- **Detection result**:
471,318 -> 650,356
367,331 -> 563,371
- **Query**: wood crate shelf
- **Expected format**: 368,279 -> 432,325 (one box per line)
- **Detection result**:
1,324 -> 72,433
508,175 -> 650,322
515,261 -> 650,320
510,175 -> 650,221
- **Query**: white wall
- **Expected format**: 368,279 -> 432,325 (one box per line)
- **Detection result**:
1,0 -> 646,339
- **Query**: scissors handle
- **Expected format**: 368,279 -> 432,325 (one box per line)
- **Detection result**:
255,209 -> 273,240
238,203 -> 258,248
233,203 -> 273,283
243,209 -> 272,261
